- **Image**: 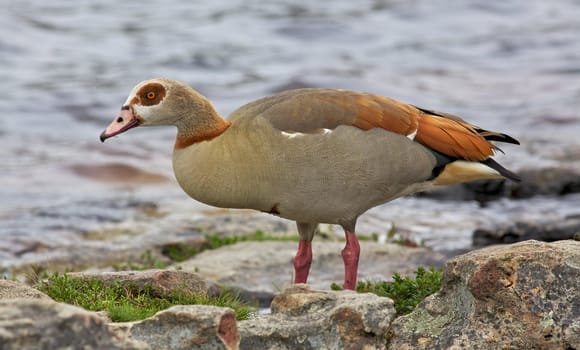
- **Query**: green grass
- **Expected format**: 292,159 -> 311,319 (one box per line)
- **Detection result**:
164,244 -> 202,262
113,250 -> 167,272
357,226 -> 423,247
158,230 -> 300,265
37,273 -> 255,322
205,230 -> 298,249
332,267 -> 442,315
357,232 -> 380,242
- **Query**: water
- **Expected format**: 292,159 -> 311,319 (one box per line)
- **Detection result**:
1,0 -> 580,272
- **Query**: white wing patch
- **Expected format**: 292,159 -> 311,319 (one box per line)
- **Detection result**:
407,127 -> 418,140
281,131 -> 305,139
281,128 -> 333,139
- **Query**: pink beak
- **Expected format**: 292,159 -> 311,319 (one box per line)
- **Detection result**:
100,106 -> 141,142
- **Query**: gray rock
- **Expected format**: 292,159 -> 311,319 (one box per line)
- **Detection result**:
239,284 -> 395,349
66,269 -> 216,298
510,167 -> 580,198
175,241 -> 446,307
0,279 -> 52,301
388,240 -> 580,350
111,305 -> 239,350
0,299 -> 148,350
419,167 -> 580,203
473,216 -> 580,247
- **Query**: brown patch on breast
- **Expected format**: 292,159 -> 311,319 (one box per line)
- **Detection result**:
174,120 -> 231,150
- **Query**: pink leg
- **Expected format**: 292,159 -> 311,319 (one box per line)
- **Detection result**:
293,239 -> 312,284
342,230 -> 360,290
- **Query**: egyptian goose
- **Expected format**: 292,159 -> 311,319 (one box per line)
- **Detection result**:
100,78 -> 520,290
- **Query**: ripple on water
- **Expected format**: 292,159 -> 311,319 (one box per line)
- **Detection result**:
1,0 -> 580,270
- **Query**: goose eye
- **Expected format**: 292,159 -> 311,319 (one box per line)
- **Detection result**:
138,82 -> 166,106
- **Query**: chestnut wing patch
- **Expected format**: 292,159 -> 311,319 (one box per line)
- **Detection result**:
414,115 -> 495,161
256,89 -> 516,161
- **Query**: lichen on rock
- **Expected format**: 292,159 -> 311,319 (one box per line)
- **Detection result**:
388,240 -> 580,350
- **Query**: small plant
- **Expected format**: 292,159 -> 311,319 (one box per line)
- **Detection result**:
113,250 -> 167,272
205,233 -> 241,249
356,226 -> 421,247
204,230 -> 298,250
332,267 -> 442,315
163,244 -> 201,262
357,233 -> 380,242
385,225 -> 422,247
24,264 -> 49,285
37,273 -> 255,322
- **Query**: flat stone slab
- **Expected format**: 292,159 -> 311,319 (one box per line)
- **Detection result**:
0,280 -> 52,301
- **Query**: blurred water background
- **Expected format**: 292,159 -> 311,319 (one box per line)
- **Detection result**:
1,0 -> 579,273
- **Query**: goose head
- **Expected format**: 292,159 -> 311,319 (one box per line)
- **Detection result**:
100,78 -> 217,142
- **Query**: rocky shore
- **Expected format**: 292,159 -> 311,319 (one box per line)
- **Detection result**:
2,166 -> 580,350
1,239 -> 578,349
